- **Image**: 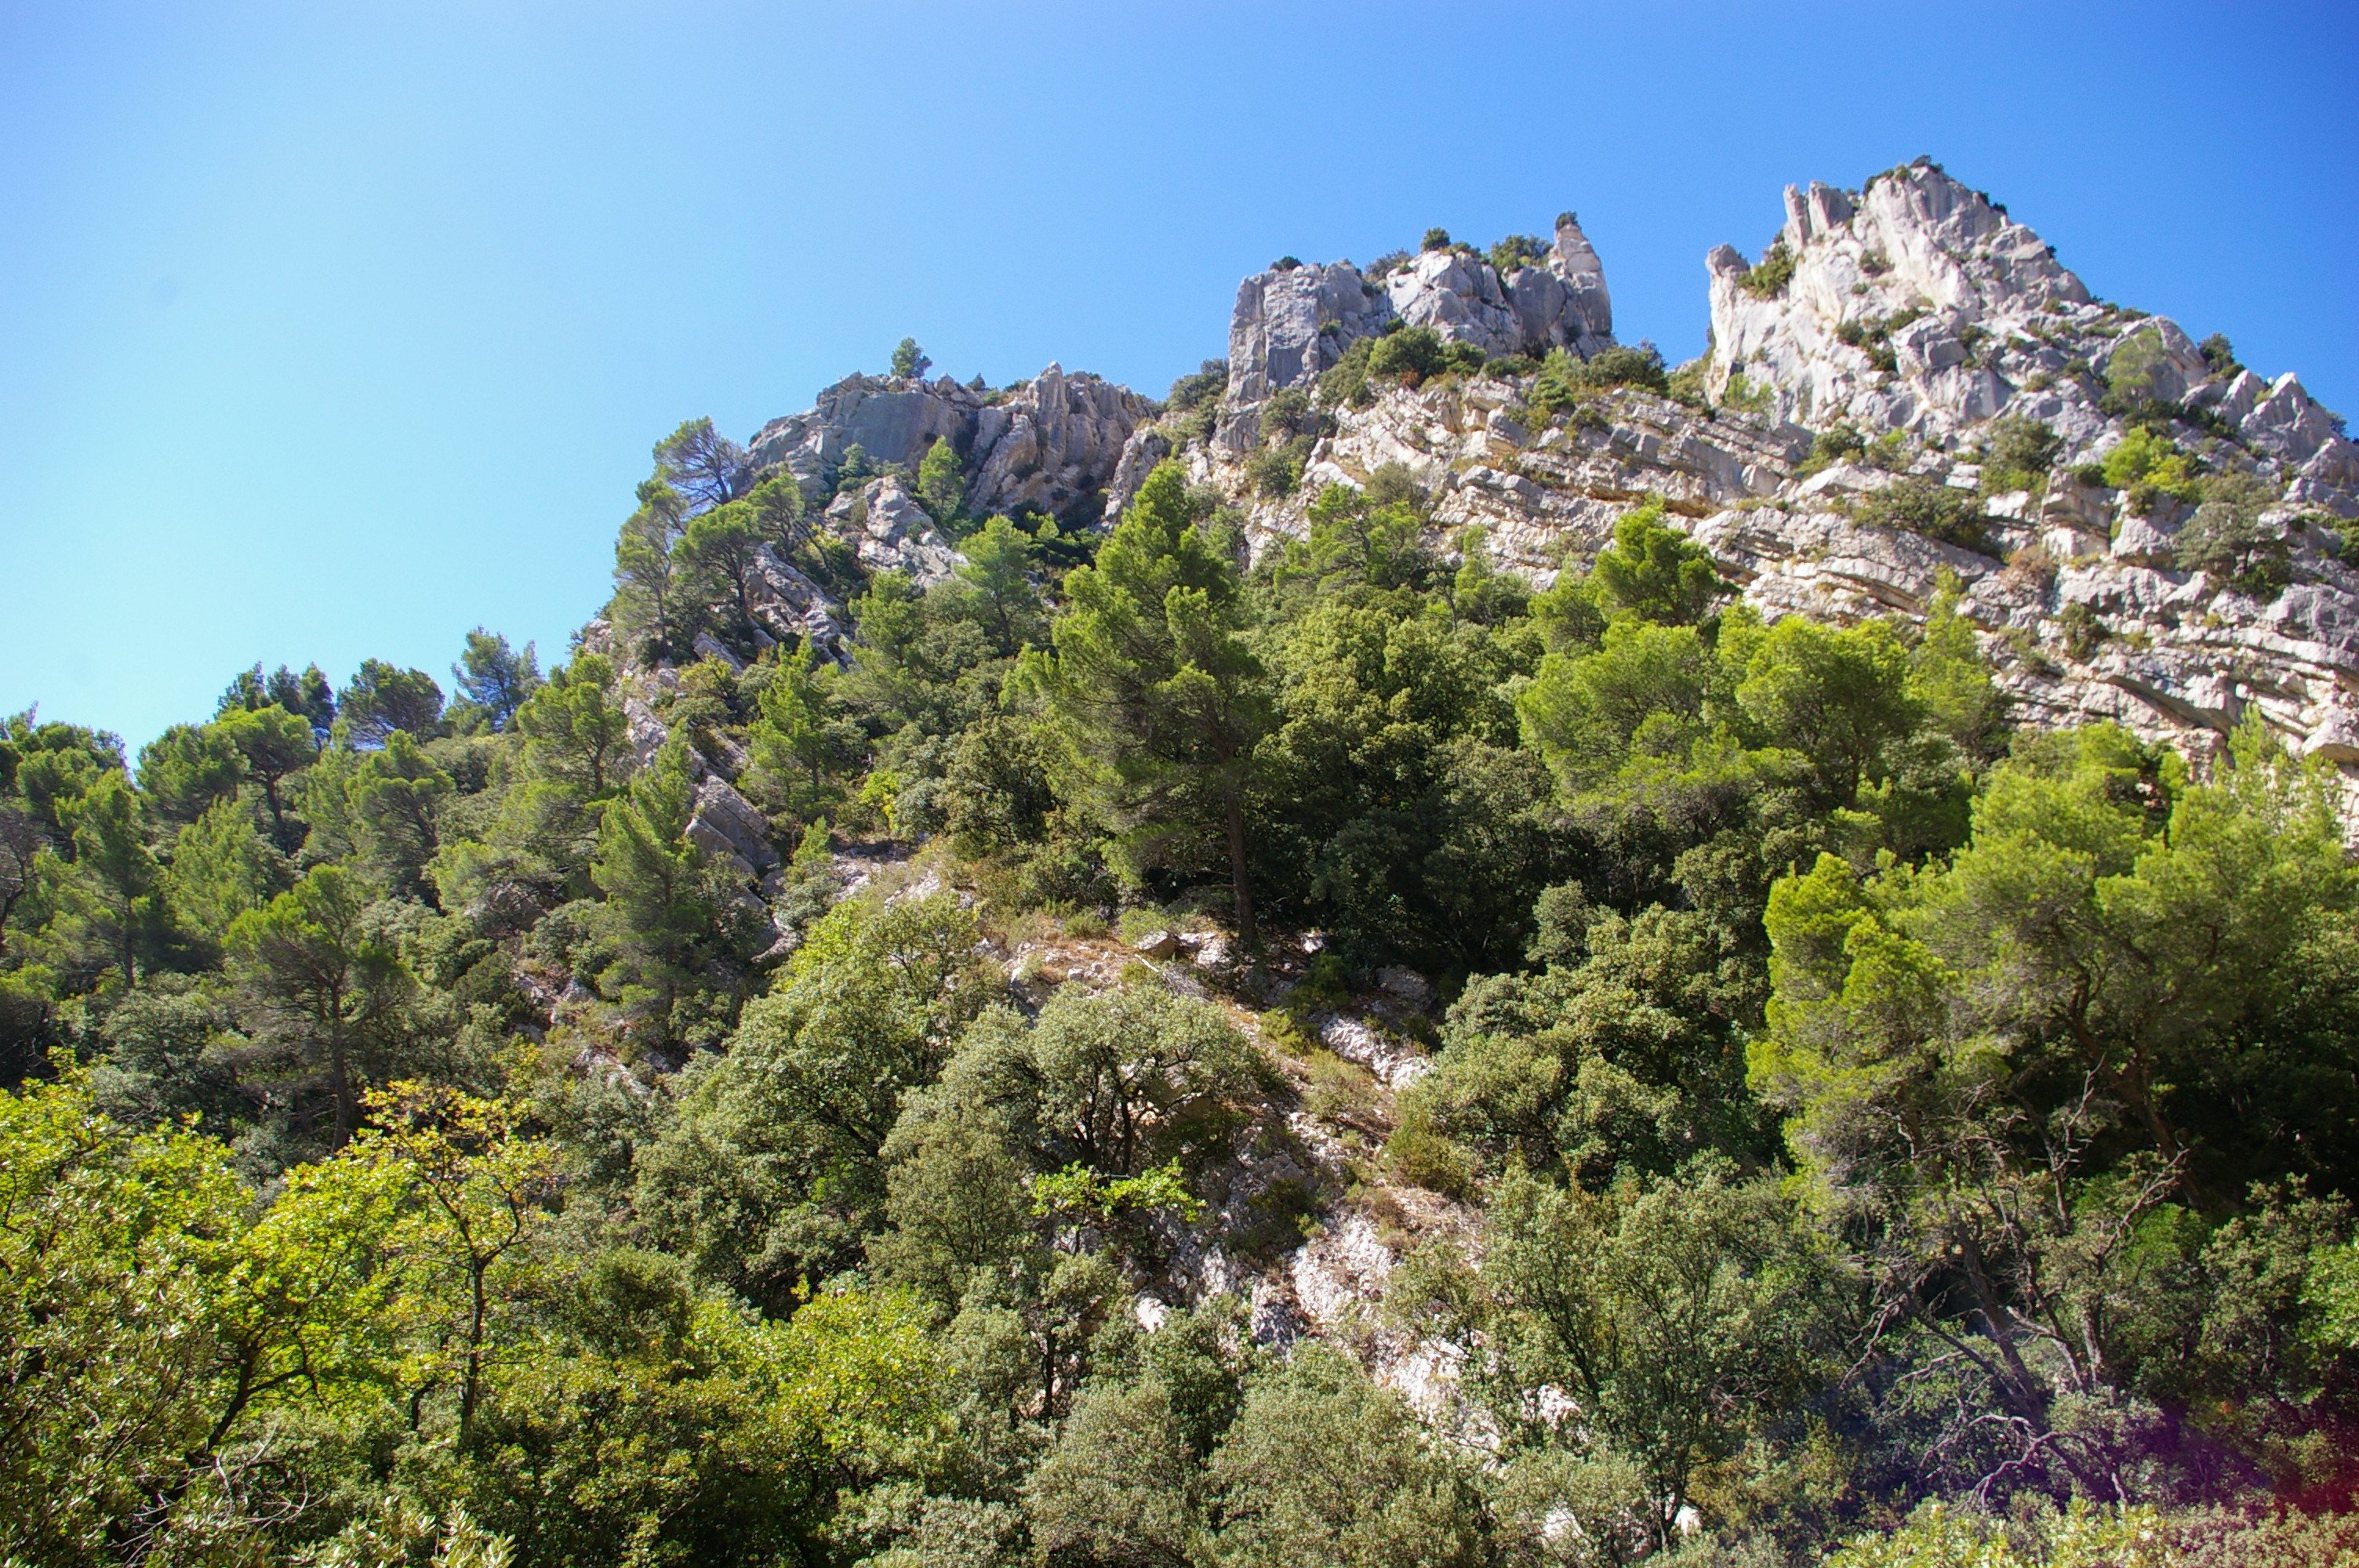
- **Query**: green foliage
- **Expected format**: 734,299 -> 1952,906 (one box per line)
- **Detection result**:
679,502 -> 771,639
2175,470 -> 2290,597
1852,474 -> 1995,554
1488,233 -> 1547,276
2101,426 -> 2200,507
1740,239 -> 1797,298
1026,461 -> 1272,940
1423,1163 -> 1837,1553
916,433 -> 966,525
1316,336 -> 1376,409
1801,422 -> 1867,475
650,416 -> 750,509
636,892 -> 985,1309
1368,325 -> 1485,387
1756,721 -> 2359,1495
1979,414 -> 2065,493
339,659 -> 445,746
1590,498 -> 1723,624
1166,358 -> 1229,413
14,392 -> 2359,1563
1201,1343 -> 1487,1567
890,336 -> 931,379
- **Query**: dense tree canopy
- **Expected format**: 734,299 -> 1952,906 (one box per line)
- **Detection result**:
3,419 -> 2354,1566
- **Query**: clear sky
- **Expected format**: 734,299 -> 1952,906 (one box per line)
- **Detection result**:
4,1 -> 2354,753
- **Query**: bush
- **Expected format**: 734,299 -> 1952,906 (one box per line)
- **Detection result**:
1384,1098 -> 1473,1198
1259,387 -> 1321,444
2100,427 -> 2200,507
1852,476 -> 1994,554
1165,359 -> 1228,414
1528,343 -> 1670,417
1487,234 -> 1546,276
2199,332 -> 2242,379
1666,357 -> 1711,408
1739,239 -> 1797,299
1420,227 -> 1452,252
1978,415 -> 2063,493
2177,473 -> 2292,597
2056,601 -> 2107,662
1800,423 -> 1866,476
1248,436 -> 1314,499
1368,326 -> 1482,387
1316,337 -> 1375,409
1835,306 -> 1923,376
1720,369 -> 1774,415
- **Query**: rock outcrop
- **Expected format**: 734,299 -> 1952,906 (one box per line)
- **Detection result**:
1222,212 -> 1621,409
748,365 -> 1149,527
718,163 -> 2359,793
1703,160 -> 2359,515
1136,165 -> 2359,785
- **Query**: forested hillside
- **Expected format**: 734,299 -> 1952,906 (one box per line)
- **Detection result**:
9,169 -> 2359,1567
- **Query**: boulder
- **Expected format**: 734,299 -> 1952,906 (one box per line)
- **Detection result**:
2303,708 -> 2359,764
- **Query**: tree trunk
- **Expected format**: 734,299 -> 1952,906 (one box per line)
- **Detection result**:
1224,787 -> 1256,948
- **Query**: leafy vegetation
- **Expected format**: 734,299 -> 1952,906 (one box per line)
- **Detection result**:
5,391 -> 2357,1566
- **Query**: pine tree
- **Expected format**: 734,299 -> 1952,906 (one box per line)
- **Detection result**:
1024,462 -> 1271,942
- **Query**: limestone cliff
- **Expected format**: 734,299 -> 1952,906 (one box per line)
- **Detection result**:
1125,162 -> 2359,778
712,158 -> 2359,779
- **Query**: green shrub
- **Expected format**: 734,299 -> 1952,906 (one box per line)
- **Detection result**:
1316,336 -> 1375,408
1383,1098 -> 1472,1198
1419,227 -> 1452,252
1258,387 -> 1318,444
1666,356 -> 1711,408
1247,436 -> 1314,499
2177,473 -> 2292,597
1978,415 -> 2063,493
1721,369 -> 1774,415
1165,358 -> 1228,413
1740,239 -> 1797,298
1528,343 -> 1670,417
2199,332 -> 2242,379
1799,423 -> 1866,476
2057,601 -> 2107,662
1367,325 -> 1482,387
1852,476 -> 1994,554
1487,233 -> 1546,276
2100,428 -> 2199,503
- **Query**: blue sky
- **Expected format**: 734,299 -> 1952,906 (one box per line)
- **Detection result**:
4,1 -> 2354,753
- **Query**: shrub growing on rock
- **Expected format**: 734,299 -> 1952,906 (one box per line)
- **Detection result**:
1739,239 -> 1797,298
1852,475 -> 1994,554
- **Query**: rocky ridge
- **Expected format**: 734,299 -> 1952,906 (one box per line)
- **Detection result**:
593,160 -> 2359,1403
1122,160 -> 2359,779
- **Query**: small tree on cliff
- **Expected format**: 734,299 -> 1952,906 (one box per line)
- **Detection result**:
1023,462 -> 1271,943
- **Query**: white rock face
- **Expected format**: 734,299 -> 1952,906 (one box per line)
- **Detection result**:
738,159 -> 2359,805
749,372 -> 978,481
1227,262 -> 1394,405
1223,212 -> 1621,410
967,362 -> 1152,521
750,365 -> 1146,526
827,476 -> 961,588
